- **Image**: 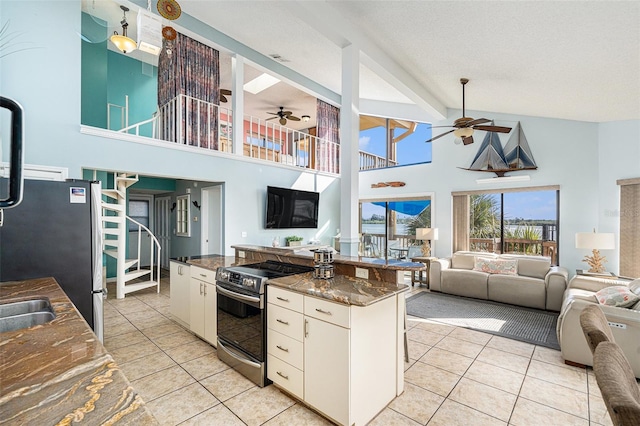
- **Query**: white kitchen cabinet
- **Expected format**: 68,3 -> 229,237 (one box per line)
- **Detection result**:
190,265 -> 217,346
169,261 -> 190,328
267,286 -> 399,426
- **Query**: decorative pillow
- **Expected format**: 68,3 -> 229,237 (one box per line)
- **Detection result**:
595,286 -> 640,308
472,257 -> 518,275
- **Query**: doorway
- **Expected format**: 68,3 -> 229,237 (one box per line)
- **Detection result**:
201,185 -> 223,255
128,194 -> 154,267
155,196 -> 171,268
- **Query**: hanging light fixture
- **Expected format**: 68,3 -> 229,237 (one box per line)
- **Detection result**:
110,5 -> 137,54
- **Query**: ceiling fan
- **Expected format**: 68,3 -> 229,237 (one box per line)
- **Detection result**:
266,106 -> 301,125
426,78 -> 512,145
219,89 -> 232,103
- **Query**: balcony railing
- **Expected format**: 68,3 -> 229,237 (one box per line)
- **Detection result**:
470,238 -> 558,265
116,94 -> 341,174
359,152 -> 398,170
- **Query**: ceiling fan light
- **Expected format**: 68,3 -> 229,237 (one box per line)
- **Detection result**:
454,127 -> 474,138
302,115 -> 310,122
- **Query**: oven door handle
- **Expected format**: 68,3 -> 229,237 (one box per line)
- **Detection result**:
216,284 -> 261,305
217,339 -> 262,369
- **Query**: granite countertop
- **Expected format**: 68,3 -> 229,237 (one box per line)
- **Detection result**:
0,277 -> 157,425
185,255 -> 257,271
232,244 -> 426,271
267,272 -> 409,306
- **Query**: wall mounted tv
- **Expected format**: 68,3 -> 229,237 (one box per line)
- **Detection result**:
266,186 -> 319,229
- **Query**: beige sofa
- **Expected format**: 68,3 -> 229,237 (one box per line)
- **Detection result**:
557,275 -> 640,378
430,251 -> 569,311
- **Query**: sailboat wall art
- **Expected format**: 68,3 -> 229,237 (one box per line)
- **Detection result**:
462,122 -> 537,177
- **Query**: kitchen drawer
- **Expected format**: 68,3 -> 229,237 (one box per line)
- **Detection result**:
304,296 -> 350,328
268,286 -> 303,313
190,265 -> 216,284
268,303 -> 304,341
268,329 -> 304,369
267,354 -> 303,400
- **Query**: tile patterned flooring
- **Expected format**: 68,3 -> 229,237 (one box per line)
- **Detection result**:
104,277 -> 633,425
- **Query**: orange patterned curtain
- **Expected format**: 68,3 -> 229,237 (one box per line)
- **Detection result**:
316,100 -> 340,173
158,32 -> 220,149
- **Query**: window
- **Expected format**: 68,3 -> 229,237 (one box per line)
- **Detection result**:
176,194 -> 190,237
128,199 -> 149,231
359,197 -> 431,259
618,177 -> 640,277
453,187 -> 559,265
359,115 -> 432,171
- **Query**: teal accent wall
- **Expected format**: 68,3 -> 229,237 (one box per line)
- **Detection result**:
131,176 -> 176,192
107,51 -> 158,136
81,12 -> 108,128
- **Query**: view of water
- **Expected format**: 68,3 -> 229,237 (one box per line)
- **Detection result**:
362,223 -> 409,235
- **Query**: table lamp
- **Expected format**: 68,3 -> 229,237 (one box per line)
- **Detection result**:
416,228 -> 438,257
575,230 -> 615,273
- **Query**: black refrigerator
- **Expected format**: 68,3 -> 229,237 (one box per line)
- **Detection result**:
0,178 -> 104,341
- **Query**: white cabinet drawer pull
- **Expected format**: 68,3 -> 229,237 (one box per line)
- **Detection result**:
200,273 -> 207,278
276,345 -> 289,352
315,308 -> 332,315
276,319 -> 289,325
276,296 -> 289,302
277,371 -> 289,380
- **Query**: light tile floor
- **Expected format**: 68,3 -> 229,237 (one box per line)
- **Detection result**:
104,277 -> 634,425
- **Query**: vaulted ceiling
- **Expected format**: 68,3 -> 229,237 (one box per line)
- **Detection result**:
84,0 -> 639,127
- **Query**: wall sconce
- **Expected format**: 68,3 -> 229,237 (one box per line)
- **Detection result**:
170,202 -> 176,212
192,200 -> 201,210
302,115 -> 310,122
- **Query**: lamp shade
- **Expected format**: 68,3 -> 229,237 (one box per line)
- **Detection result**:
416,228 -> 439,241
110,34 -> 137,53
575,232 -> 615,250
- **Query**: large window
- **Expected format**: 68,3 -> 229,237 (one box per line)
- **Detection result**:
360,198 -> 431,260
359,115 -> 432,170
454,187 -> 559,265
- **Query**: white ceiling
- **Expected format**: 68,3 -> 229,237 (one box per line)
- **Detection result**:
84,0 -> 640,125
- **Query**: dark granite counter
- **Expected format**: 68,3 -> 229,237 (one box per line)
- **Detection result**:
231,244 -> 425,271
268,272 -> 409,306
185,255 -> 257,271
0,277 -> 157,425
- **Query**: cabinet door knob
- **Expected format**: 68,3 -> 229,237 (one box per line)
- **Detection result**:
200,283 -> 203,295
315,308 -> 332,315
276,345 -> 289,352
276,319 -> 289,325
304,319 -> 309,337
204,285 -> 207,296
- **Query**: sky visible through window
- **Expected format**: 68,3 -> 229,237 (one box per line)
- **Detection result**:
359,123 -> 432,166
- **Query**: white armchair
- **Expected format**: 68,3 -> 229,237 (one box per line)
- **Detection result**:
557,276 -> 640,378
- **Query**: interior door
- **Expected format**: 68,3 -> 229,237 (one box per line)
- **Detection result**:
155,196 -> 171,268
128,195 -> 153,267
201,185 -> 223,255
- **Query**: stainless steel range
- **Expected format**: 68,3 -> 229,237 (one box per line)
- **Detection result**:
215,261 -> 313,387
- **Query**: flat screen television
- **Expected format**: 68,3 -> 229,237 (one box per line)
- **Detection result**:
266,186 -> 319,229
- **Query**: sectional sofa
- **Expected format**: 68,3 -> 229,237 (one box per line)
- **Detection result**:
429,251 -> 569,311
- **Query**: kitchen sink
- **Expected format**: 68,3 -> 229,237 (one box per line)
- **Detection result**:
0,298 -> 56,333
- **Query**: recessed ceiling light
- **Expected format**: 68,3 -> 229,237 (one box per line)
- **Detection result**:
243,73 -> 280,95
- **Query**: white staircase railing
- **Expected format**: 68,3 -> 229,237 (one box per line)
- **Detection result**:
102,173 -> 161,299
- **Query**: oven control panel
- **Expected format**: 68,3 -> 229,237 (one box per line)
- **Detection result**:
216,268 -> 263,291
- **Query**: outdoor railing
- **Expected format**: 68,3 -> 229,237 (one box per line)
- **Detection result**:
470,238 -> 558,265
359,151 -> 398,170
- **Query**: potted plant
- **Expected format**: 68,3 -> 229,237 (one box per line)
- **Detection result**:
285,235 -> 304,247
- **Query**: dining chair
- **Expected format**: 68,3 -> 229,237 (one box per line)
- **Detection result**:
580,304 -> 615,354
593,341 -> 640,425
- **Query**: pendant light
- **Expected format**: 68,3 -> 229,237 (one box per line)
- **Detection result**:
110,5 -> 137,54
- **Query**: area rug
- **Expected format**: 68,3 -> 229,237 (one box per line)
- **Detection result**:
406,292 -> 560,350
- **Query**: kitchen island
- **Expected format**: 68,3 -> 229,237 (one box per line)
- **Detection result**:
231,244 -> 426,284
266,272 -> 409,426
0,277 -> 157,425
